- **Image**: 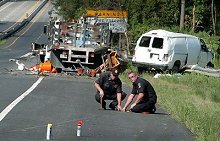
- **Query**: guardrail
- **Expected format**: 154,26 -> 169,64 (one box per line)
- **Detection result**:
0,0 -> 48,40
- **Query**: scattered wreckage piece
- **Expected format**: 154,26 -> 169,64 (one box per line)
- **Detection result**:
69,47 -> 122,77
32,42 -> 50,63
153,64 -> 220,78
183,64 -> 220,77
9,59 -> 27,71
29,60 -> 57,73
86,50 -> 121,77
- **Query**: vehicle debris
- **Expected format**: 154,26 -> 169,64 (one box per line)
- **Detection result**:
31,14 -> 128,77
183,64 -> 220,77
29,60 -> 57,73
9,59 -> 27,71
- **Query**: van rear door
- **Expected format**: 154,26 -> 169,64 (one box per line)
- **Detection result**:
133,36 -> 151,63
149,37 -> 164,63
133,36 -> 164,63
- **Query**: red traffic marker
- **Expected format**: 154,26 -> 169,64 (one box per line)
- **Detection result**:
77,120 -> 83,136
77,120 -> 83,126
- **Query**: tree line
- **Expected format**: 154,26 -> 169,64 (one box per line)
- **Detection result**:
52,0 -> 220,34
52,0 -> 220,67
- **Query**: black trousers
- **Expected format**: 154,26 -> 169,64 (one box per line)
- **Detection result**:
131,101 -> 156,113
95,92 -> 126,109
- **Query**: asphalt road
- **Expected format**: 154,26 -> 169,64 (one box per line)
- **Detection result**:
0,0 -> 42,33
0,1 -> 195,141
0,73 -> 195,141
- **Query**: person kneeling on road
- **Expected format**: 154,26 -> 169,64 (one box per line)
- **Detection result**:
122,71 -> 157,114
94,70 -> 126,111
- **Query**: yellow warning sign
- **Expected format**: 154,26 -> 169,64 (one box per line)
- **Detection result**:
87,10 -> 128,18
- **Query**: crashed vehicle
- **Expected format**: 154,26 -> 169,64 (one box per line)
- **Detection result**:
33,16 -> 113,73
132,29 -> 214,73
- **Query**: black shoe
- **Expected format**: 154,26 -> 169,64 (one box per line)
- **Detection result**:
102,104 -> 106,110
109,104 -> 116,110
150,106 -> 156,114
103,106 -> 106,110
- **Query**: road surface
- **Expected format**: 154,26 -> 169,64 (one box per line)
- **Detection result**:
0,1 -> 195,141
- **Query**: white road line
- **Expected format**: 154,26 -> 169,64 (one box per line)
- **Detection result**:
20,52 -> 33,58
0,77 -> 44,122
0,2 -> 13,13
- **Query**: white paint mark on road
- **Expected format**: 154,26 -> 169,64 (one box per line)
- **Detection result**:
0,2 -> 13,13
0,77 -> 44,122
20,52 -> 33,58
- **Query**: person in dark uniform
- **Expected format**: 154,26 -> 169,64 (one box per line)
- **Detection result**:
122,71 -> 157,114
95,70 -> 126,111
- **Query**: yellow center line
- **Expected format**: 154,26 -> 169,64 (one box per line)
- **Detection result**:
3,0 -> 42,32
3,2 -> 49,49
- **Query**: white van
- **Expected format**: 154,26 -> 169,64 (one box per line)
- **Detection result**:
132,29 -> 213,72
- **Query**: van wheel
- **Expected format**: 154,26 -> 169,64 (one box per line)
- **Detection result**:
207,62 -> 214,68
171,61 -> 181,73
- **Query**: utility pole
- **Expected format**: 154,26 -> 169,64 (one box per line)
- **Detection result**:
192,5 -> 195,32
211,0 -> 216,35
180,0 -> 185,30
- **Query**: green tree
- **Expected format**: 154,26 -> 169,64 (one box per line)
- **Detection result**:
185,0 -> 212,32
52,0 -> 82,20
157,0 -> 179,26
215,0 -> 220,35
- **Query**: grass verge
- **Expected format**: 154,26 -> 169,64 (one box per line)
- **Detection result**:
120,69 -> 220,141
0,39 -> 6,46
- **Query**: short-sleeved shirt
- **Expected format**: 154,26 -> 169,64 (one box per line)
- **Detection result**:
131,77 -> 157,103
95,71 -> 122,96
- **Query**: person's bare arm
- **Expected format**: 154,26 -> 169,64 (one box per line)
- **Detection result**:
134,93 -> 144,104
130,93 -> 144,109
94,82 -> 104,97
116,93 -> 123,111
122,94 -> 135,112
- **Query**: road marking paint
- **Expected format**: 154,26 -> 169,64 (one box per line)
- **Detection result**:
0,2 -> 13,13
0,77 -> 44,122
2,0 -> 42,32
3,2 -> 50,49
20,52 -> 33,58
2,2 -> 27,22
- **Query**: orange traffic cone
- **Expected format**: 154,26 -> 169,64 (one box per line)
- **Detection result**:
38,61 -> 52,72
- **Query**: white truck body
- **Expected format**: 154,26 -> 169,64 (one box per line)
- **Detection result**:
49,17 -> 111,71
132,29 -> 213,72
